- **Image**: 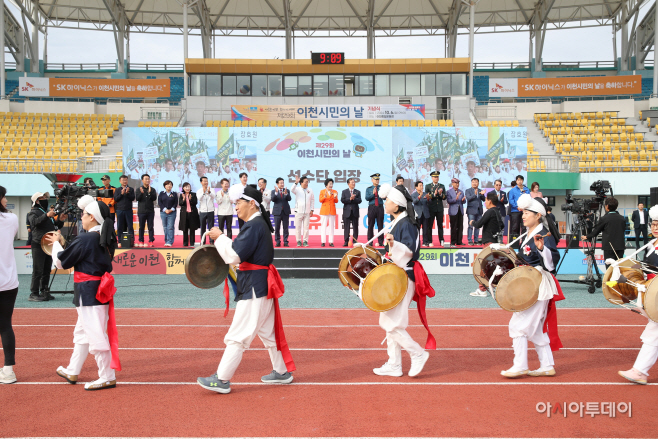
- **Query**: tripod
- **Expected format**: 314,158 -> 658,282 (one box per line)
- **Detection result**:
46,209 -> 81,296
556,214 -> 602,294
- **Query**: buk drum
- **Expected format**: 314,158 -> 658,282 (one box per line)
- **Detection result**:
494,266 -> 543,312
338,245 -> 408,312
473,246 -> 522,288
602,262 -> 658,323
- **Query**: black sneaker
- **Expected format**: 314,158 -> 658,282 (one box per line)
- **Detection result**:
343,242 -> 348,247
43,292 -> 55,301
28,294 -> 46,302
275,242 -> 281,247
197,374 -> 231,394
321,243 -> 325,247
329,243 -> 334,247
283,243 -> 289,247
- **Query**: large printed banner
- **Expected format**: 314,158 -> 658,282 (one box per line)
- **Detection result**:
122,126 -> 527,236
19,77 -> 170,98
14,247 -> 602,276
231,104 -> 425,121
489,75 -> 641,98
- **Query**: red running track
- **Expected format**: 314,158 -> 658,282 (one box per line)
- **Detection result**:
4,308 -> 655,438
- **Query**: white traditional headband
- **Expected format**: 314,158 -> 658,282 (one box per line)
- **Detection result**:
228,184 -> 261,207
379,184 -> 406,207
517,193 -> 546,216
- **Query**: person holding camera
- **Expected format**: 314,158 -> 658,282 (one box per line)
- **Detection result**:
469,191 -> 504,297
582,197 -> 626,268
135,174 -> 157,247
27,192 -> 67,302
97,175 -> 116,225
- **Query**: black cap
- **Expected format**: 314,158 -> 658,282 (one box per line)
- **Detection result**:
242,184 -> 263,204
101,174 -> 111,181
370,173 -> 380,179
430,171 -> 440,177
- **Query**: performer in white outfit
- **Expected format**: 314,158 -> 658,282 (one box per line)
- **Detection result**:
371,184 -> 436,378
291,175 -> 314,246
197,184 -> 295,394
47,196 -> 121,390
618,205 -> 658,385
502,194 -> 564,378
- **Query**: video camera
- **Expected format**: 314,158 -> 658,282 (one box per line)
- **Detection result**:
560,180 -> 611,215
51,182 -> 114,216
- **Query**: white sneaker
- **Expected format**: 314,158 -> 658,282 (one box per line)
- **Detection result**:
0,369 -> 16,384
373,362 -> 403,377
470,289 -> 488,297
84,377 -> 117,391
409,351 -> 430,377
437,242 -> 444,248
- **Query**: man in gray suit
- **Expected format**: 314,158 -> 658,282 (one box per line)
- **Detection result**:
412,181 -> 431,246
447,178 -> 466,247
465,177 -> 486,245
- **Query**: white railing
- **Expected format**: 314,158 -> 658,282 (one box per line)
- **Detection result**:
140,106 -> 183,121
76,155 -> 122,174
473,106 -> 517,119
528,155 -> 579,173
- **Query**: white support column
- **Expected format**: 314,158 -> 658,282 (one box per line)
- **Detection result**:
612,18 -> 617,67
1,1 -> 5,99
126,28 -> 130,71
621,1 -> 629,71
183,1 -> 188,98
528,29 -> 533,69
43,25 -> 47,66
468,0 -> 476,99
653,2 -> 658,94
31,0 -> 38,73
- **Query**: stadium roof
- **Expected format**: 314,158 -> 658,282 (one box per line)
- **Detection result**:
27,0 -> 623,36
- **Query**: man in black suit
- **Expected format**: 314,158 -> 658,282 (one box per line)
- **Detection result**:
271,177 -> 292,247
492,179 -> 508,237
632,202 -> 649,249
341,177 -> 362,246
583,197 -> 627,268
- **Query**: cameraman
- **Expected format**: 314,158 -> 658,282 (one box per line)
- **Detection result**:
582,197 -> 626,268
27,192 -> 67,302
98,175 -> 116,225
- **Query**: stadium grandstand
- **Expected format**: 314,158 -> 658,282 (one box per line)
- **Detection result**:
3,2 -> 658,436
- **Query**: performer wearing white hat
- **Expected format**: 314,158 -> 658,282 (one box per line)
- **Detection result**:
372,184 -> 436,378
501,193 -> 564,378
618,205 -> 658,385
45,196 -> 121,390
197,184 -> 295,394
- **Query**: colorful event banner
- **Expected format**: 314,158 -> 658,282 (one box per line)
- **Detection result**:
122,126 -> 526,236
489,75 -> 641,98
13,247 -> 604,276
19,77 -> 170,98
231,104 -> 425,121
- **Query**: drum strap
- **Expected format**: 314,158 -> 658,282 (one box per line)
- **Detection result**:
230,261 -> 296,373
74,272 -> 121,372
543,274 -> 566,352
412,261 -> 437,350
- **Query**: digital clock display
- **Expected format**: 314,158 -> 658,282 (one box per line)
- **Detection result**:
311,52 -> 345,64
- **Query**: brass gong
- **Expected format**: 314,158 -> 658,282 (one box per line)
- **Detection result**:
185,244 -> 229,289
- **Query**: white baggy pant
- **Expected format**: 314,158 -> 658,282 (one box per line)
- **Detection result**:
508,299 -> 554,371
295,212 -> 310,243
64,305 -> 115,382
379,278 -> 425,367
633,320 -> 658,376
216,295 -> 287,381
320,215 -> 335,244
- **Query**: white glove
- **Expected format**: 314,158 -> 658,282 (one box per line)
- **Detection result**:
605,258 -> 617,267
489,243 -> 503,251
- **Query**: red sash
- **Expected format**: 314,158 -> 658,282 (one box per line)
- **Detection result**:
223,262 -> 295,372
543,275 -> 565,352
412,261 -> 437,349
74,271 -> 121,371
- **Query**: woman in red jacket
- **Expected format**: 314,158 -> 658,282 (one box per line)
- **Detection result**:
319,178 -> 338,247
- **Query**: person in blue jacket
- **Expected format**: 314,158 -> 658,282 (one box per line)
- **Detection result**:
507,174 -> 530,243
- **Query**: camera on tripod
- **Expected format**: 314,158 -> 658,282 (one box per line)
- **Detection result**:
51,182 -> 114,216
560,180 -> 611,215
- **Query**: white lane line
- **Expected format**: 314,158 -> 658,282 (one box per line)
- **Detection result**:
11,381 -> 655,386
15,347 -> 641,351
13,307 -> 624,311
12,324 -> 646,327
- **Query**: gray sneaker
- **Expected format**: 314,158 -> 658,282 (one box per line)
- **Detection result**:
197,374 -> 231,394
261,370 -> 293,384
297,240 -> 302,247
303,241 -> 309,247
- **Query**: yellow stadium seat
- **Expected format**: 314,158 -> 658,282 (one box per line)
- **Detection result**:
439,120 -> 446,127
446,120 -> 453,127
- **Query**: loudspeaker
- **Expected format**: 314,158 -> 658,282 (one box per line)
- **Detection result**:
650,187 -> 658,207
120,232 -> 134,248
